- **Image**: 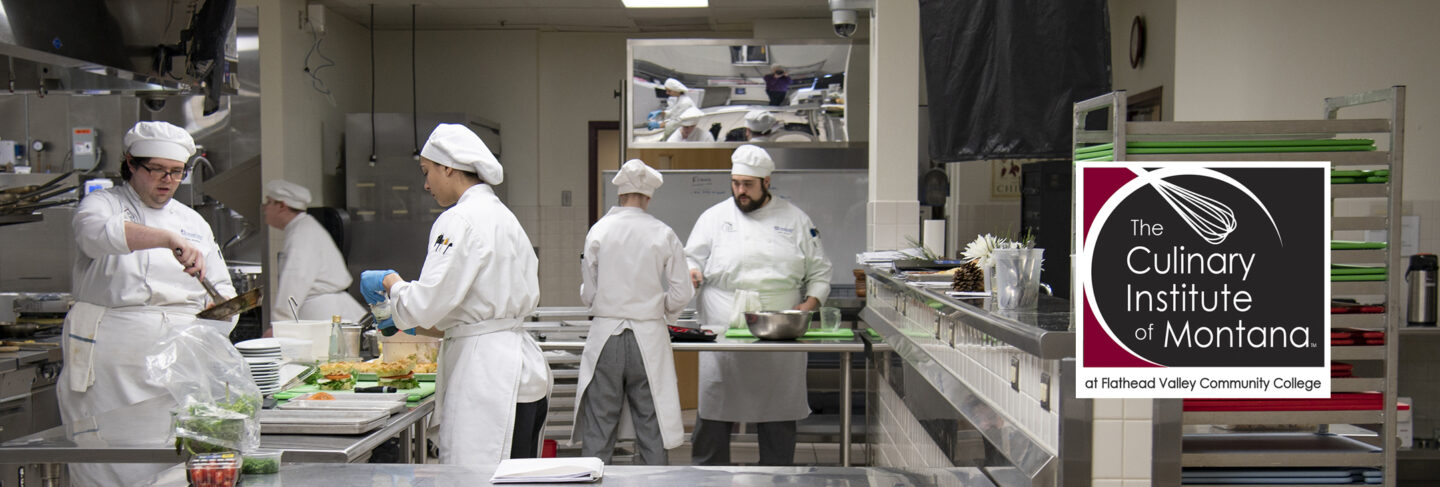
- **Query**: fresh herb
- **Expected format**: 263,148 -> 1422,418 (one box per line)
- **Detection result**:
903,235 -> 944,261
173,392 -> 259,455
241,457 -> 279,474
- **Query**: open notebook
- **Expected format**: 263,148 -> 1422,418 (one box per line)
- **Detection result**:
491,457 -> 605,484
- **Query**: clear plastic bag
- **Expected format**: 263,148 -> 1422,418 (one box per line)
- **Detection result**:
146,319 -> 261,454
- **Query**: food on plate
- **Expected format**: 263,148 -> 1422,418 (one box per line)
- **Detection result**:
307,392 -> 335,401
414,362 -> 438,374
317,363 -> 356,391
375,359 -> 420,390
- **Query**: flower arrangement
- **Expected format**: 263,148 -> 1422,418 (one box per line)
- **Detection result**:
961,234 -> 1020,268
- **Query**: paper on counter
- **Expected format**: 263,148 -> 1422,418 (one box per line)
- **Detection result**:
491,457 -> 604,484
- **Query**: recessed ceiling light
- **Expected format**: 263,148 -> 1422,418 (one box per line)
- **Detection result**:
622,0 -> 708,8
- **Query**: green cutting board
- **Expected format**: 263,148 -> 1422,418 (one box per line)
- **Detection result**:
1331,241 -> 1387,250
274,381 -> 436,402
1332,274 -> 1387,282
724,328 -> 855,339
1127,139 -> 1374,148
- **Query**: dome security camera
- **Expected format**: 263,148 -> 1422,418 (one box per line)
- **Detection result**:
832,9 -> 858,38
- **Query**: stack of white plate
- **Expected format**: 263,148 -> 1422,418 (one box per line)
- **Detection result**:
235,339 -> 284,395
247,357 -> 282,395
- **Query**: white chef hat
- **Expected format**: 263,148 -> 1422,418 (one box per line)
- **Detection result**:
744,110 -> 777,133
263,179 -> 312,211
664,78 -> 687,93
679,107 -> 704,127
612,159 -> 663,197
731,144 -> 774,178
124,121 -> 196,162
421,123 -> 504,185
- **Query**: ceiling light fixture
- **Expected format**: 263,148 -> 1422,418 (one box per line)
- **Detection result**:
621,0 -> 708,8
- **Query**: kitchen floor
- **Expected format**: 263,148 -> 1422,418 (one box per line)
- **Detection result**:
424,409 -> 865,466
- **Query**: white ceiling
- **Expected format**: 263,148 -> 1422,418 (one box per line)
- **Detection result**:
317,0 -> 832,32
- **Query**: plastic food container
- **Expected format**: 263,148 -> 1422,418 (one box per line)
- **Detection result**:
187,452 -> 242,487
381,333 -> 441,363
242,449 -> 282,474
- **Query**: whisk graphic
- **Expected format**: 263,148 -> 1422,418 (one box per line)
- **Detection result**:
1129,167 -> 1280,246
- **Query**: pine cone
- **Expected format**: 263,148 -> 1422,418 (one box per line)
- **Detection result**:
951,261 -> 984,292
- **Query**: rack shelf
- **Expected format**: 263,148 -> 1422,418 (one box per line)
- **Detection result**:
1074,86 -> 1405,485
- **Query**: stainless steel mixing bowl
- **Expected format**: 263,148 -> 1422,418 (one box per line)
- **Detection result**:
744,310 -> 812,340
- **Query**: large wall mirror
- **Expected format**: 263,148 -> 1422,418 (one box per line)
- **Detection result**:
627,39 -> 863,149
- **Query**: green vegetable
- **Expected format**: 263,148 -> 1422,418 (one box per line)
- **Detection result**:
241,457 -> 279,474
174,395 -> 259,455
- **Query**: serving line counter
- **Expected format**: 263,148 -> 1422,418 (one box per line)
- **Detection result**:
532,320 -> 890,467
144,462 -> 997,486
860,267 -> 1118,487
0,393 -> 435,472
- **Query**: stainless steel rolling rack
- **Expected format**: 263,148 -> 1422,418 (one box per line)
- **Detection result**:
1073,86 -> 1406,487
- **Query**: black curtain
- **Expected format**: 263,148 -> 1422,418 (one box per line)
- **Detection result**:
921,0 -> 1111,162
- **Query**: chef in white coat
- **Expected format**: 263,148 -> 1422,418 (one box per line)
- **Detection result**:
666,108 -> 715,143
744,110 -> 778,142
262,179 -> 365,323
572,159 -> 693,464
359,124 -> 551,465
661,78 -> 697,139
59,121 -> 237,486
685,144 -> 833,465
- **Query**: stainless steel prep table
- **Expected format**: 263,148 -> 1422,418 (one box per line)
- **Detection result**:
535,321 -> 890,467
0,394 -> 434,465
144,462 -> 997,486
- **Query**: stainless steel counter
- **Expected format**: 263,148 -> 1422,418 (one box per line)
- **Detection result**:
0,348 -> 59,373
144,463 -> 997,487
0,394 -> 434,464
865,268 -> 1074,359
535,321 -> 890,467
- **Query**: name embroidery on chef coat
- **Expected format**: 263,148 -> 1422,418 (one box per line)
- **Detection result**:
179,228 -> 205,243
122,207 -> 137,223
772,225 -> 795,237
432,235 -> 454,254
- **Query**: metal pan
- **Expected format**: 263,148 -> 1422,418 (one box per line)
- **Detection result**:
198,286 -> 264,321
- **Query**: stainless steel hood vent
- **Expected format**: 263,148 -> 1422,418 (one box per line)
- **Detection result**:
0,0 -> 237,114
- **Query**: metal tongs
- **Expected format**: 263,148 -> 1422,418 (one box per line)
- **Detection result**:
195,273 -> 265,320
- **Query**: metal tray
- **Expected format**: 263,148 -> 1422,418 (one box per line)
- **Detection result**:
259,409 -> 390,435
289,392 -> 410,402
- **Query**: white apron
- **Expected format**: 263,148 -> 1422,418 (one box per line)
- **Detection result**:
434,318 -> 552,465
569,317 -> 684,449
57,304 -> 210,487
696,287 -> 809,423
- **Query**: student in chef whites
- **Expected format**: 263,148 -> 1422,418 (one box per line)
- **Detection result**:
660,78 -> 697,140
262,179 -> 365,324
666,107 -> 715,143
359,124 -> 551,465
685,144 -> 833,465
572,159 -> 693,464
59,121 -> 237,486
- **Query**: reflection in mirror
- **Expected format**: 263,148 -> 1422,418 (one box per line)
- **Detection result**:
629,39 -> 855,147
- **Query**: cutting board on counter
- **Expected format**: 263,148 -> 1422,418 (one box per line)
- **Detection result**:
274,381 -> 436,402
724,328 -> 854,339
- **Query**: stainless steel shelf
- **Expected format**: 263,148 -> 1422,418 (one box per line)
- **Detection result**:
1183,410 -> 1383,426
1124,118 -> 1392,137
1181,433 -> 1382,468
1332,184 -> 1389,199
1332,378 -> 1385,392
1333,216 -> 1389,232
1332,314 -> 1387,330
1332,281 -> 1388,295
1331,345 -> 1385,361
1332,249 -> 1388,264
1397,327 -> 1440,335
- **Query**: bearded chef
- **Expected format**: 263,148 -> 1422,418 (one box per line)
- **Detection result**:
59,121 -> 237,486
359,124 -> 551,464
684,144 -> 833,466
262,179 -> 365,323
571,159 -> 693,464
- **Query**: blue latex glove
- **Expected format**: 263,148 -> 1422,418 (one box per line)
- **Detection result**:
648,109 -> 663,120
647,120 -> 660,130
360,269 -> 396,305
378,321 -> 417,337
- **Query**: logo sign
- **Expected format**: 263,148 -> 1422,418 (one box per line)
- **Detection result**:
1076,161 -> 1330,398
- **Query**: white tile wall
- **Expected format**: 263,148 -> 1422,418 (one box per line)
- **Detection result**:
867,200 -> 922,251
873,379 -> 953,469
537,206 -> 586,307
1092,397 -> 1154,484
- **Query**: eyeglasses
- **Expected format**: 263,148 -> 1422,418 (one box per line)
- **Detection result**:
137,163 -> 189,181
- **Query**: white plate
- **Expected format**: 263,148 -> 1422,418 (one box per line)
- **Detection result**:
236,338 -> 282,350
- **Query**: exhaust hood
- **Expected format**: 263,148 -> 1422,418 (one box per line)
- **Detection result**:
0,0 -> 237,114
